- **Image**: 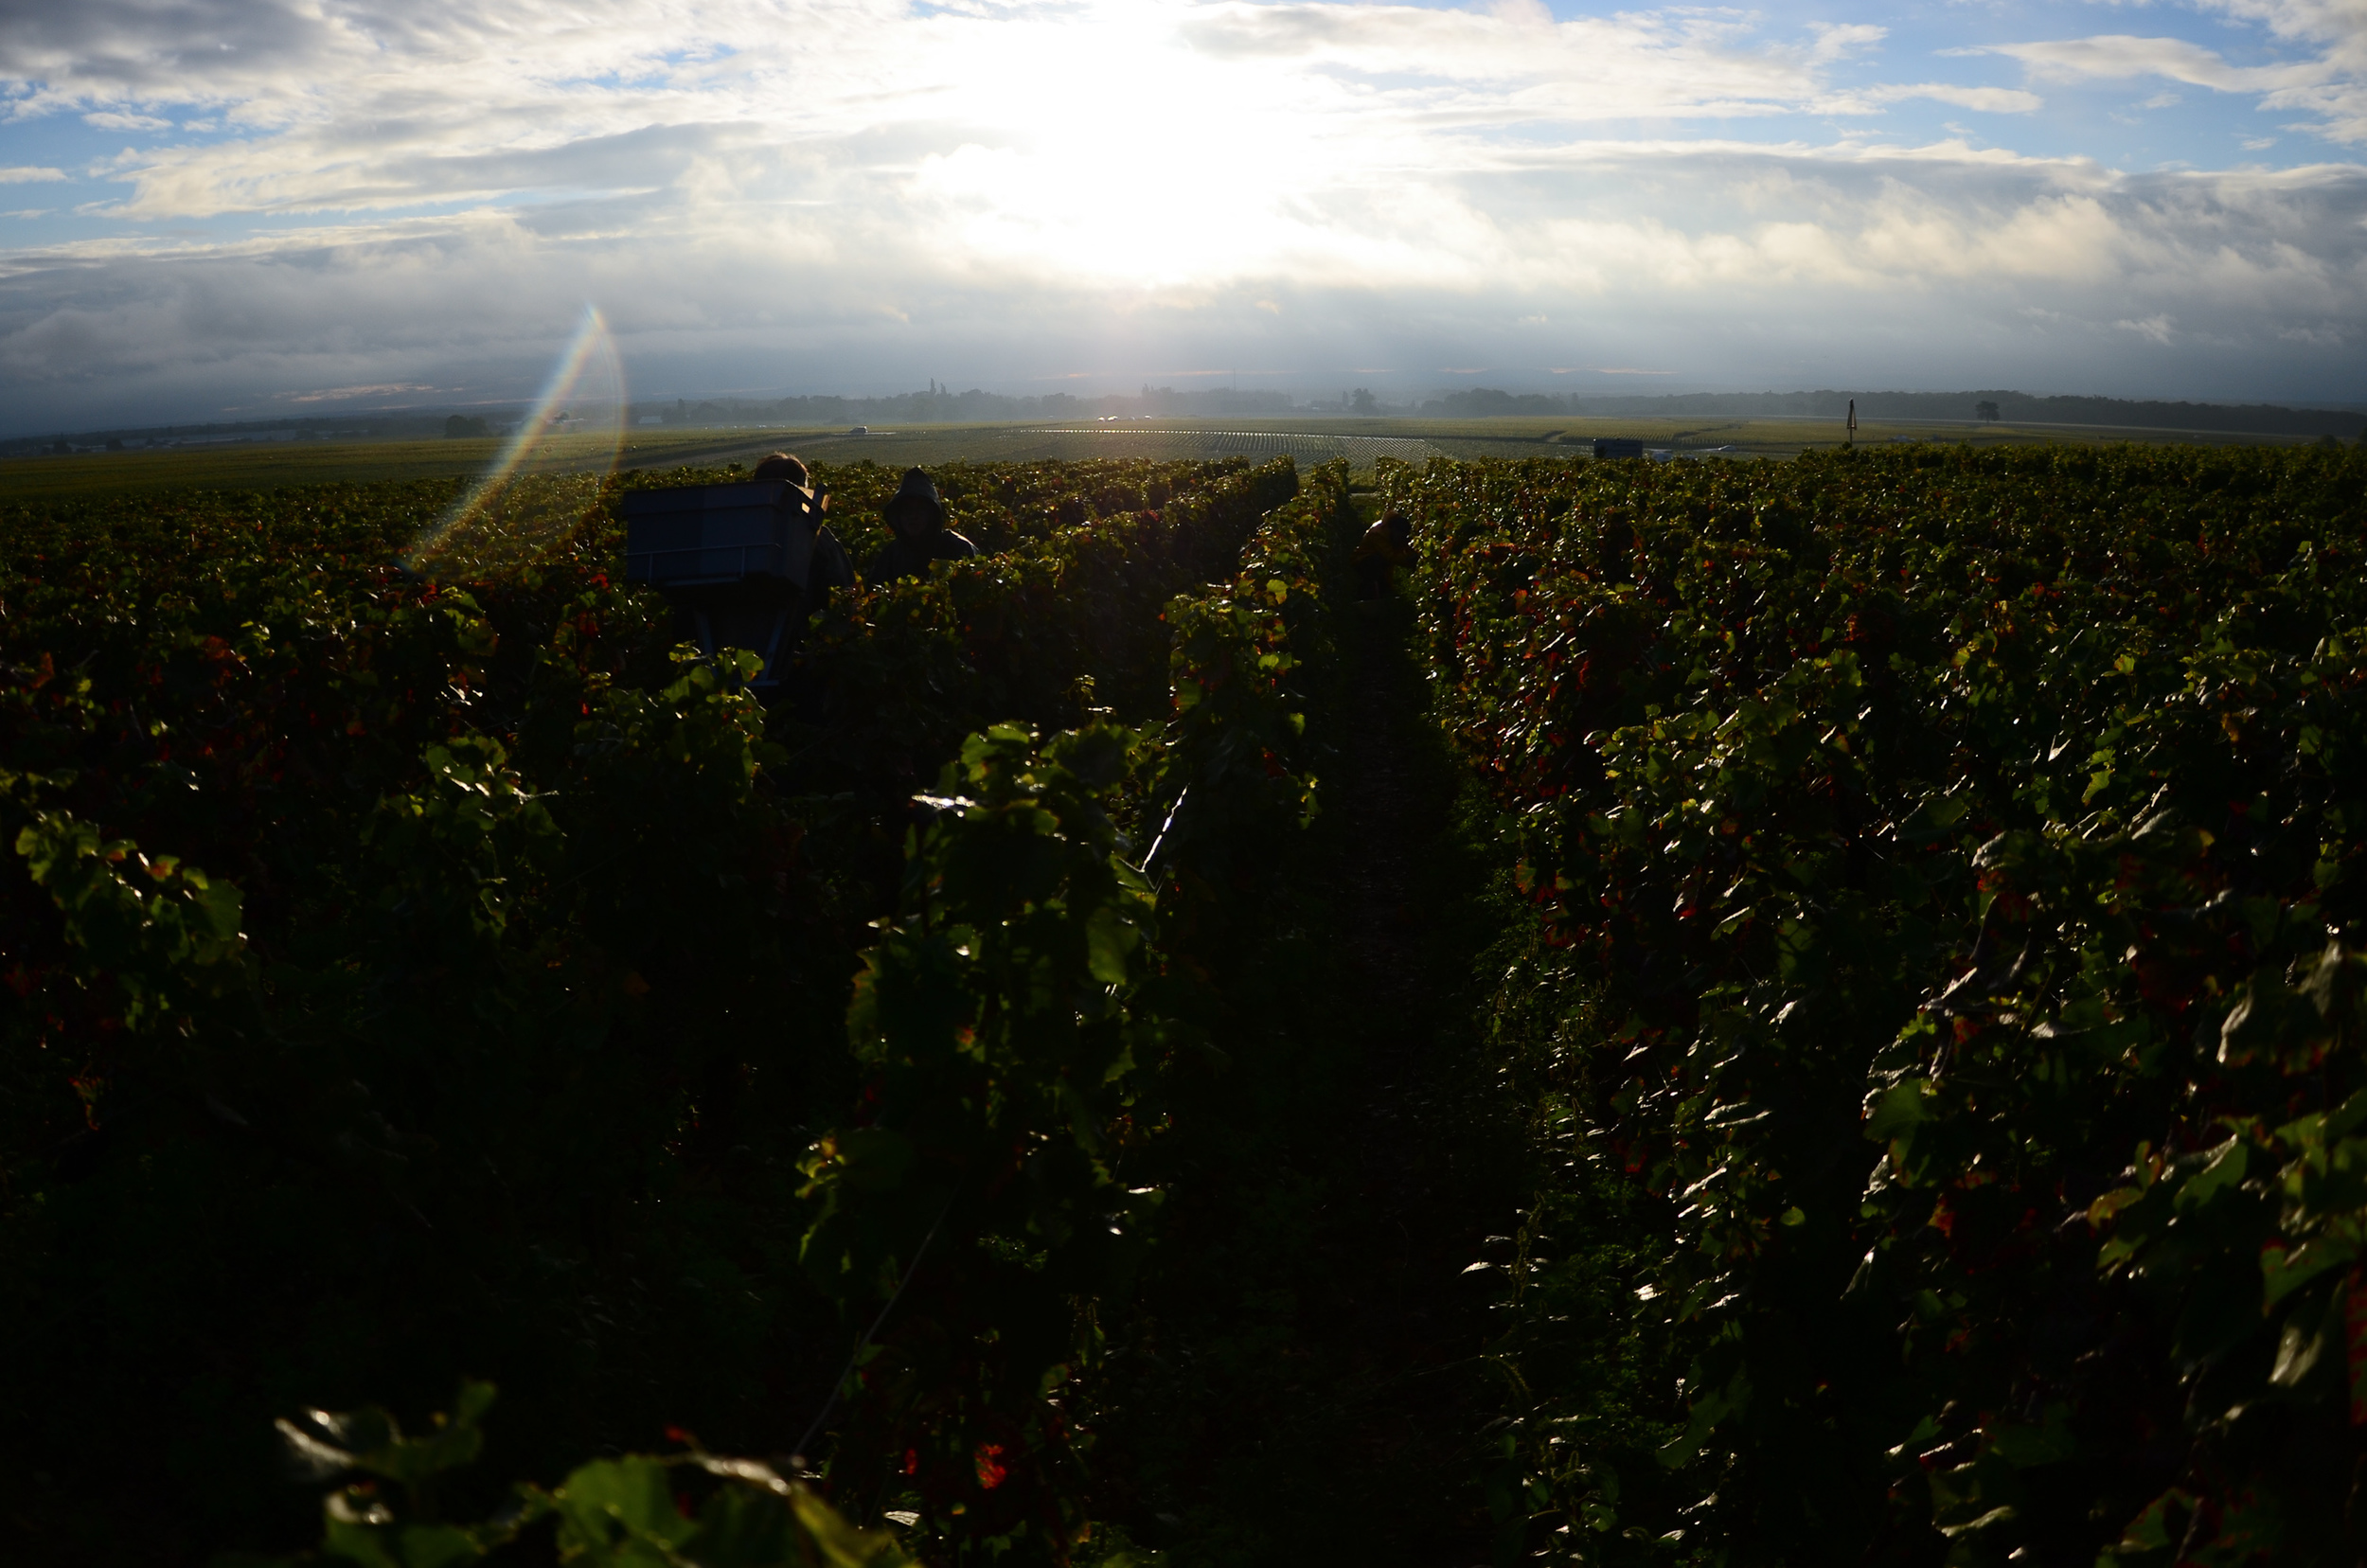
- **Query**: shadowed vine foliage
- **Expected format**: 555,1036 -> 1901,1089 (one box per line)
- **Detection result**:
786,461 -> 1353,1562
621,456 -> 1243,570
0,454 -> 1299,1563
246,460 -> 1356,1565
1385,443 -> 2367,1567
798,720 -> 1172,1554
220,1381 -> 914,1568
56,431 -> 2367,1567
788,460 -> 1300,805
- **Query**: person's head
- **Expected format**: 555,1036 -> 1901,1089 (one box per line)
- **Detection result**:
884,467 -> 947,542
752,453 -> 809,487
1382,510 -> 1412,547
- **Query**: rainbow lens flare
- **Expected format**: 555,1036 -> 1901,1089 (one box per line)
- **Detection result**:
404,306 -> 627,579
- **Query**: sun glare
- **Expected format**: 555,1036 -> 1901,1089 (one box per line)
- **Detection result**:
404,305 -> 628,581
897,2 -> 1338,287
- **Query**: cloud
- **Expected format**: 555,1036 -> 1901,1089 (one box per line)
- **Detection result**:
2200,0 -> 2367,141
0,0 -> 346,117
0,0 -> 2361,428
82,109 -> 172,130
1972,17 -> 2367,141
1860,82 -> 2044,113
4,143 -> 2359,422
1169,2 -> 1882,122
1980,33 -> 2314,92
0,166 -> 67,183
1809,23 -> 1889,62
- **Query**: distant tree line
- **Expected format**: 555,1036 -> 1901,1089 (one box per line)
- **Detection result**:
1207,385 -> 2365,438
1,411 -> 509,457
1527,388 -> 2367,438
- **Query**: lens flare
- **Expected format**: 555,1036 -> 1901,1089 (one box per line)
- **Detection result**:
404,306 -> 627,579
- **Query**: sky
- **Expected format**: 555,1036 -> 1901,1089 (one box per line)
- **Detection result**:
1,0 -> 2364,432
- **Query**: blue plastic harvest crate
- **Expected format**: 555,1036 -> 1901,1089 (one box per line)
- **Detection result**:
619,480 -> 817,590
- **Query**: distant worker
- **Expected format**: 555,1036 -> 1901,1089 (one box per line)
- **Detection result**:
867,467 -> 977,582
1354,509 -> 1414,599
752,452 -> 856,616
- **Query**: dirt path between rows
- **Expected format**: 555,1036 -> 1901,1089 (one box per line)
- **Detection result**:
1093,543 -> 1513,1567
1302,592 -> 1506,1564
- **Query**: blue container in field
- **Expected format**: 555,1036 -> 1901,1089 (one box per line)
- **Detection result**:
620,480 -> 831,690
1592,437 -> 1646,459
620,479 -> 818,591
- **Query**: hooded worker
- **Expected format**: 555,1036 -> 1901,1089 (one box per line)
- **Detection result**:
866,467 -> 978,582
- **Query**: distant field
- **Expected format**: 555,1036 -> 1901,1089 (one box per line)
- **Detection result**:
0,413 -> 2334,502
